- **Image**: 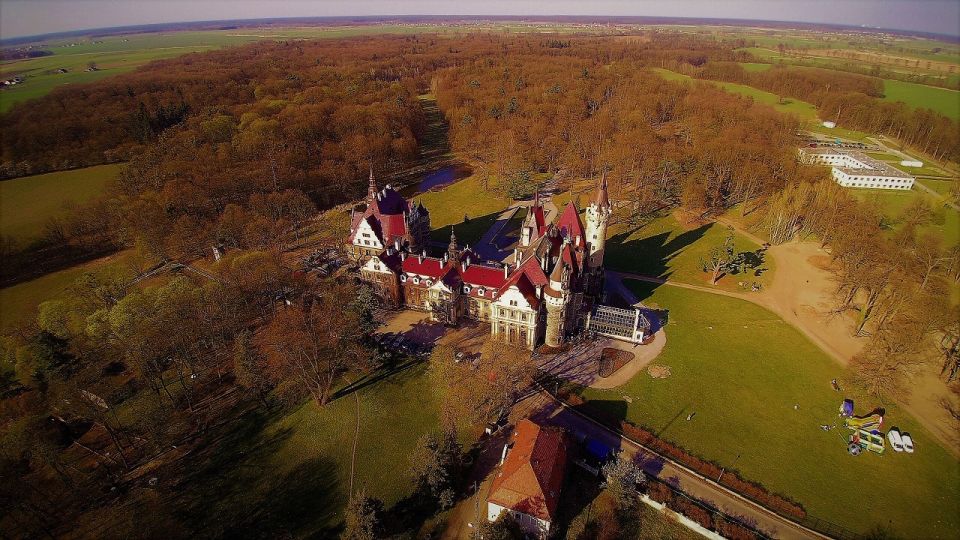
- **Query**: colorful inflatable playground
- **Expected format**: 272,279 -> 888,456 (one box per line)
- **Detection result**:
837,399 -> 915,457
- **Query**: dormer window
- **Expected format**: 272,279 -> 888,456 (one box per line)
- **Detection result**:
412,276 -> 420,285
478,287 -> 486,296
400,274 -> 407,282
425,279 -> 433,286
463,285 -> 471,294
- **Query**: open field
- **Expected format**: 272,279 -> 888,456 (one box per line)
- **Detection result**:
578,282 -> 960,538
882,79 -> 960,120
418,172 -> 512,246
0,249 -> 137,330
139,361 -> 441,537
0,163 -> 122,242
0,24 -> 623,111
853,187 -> 960,247
604,211 -> 775,293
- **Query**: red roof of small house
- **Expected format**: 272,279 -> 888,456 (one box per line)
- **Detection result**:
555,202 -> 585,247
488,419 -> 570,523
349,185 -> 411,244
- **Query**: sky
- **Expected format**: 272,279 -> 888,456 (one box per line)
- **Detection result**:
1,0 -> 959,39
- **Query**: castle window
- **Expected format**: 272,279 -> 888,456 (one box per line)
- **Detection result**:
509,300 -> 518,307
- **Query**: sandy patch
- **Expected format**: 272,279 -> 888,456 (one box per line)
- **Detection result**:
647,364 -> 672,379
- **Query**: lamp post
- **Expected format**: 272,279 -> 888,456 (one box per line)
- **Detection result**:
717,453 -> 741,483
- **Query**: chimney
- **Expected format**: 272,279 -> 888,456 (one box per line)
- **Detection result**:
504,264 -> 509,279
401,251 -> 407,261
394,238 -> 400,250
576,234 -> 581,246
419,252 -> 424,264
442,254 -> 447,266
536,285 -> 542,296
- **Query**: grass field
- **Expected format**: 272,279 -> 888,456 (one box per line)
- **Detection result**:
0,250 -> 137,330
852,187 -> 960,247
163,361 -> 441,537
883,80 -> 960,120
578,283 -> 960,537
419,172 -> 512,246
604,211 -> 776,293
0,163 -> 122,242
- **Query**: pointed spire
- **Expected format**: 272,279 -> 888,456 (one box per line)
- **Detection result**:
447,226 -> 459,261
367,166 -> 378,200
594,171 -> 610,209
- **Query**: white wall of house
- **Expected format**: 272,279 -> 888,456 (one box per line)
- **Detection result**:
353,219 -> 383,249
486,502 -> 551,537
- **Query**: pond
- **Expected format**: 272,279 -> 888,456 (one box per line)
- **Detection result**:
399,163 -> 472,197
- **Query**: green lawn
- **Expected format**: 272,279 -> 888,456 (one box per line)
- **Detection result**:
740,62 -> 774,72
418,172 -> 512,246
0,164 -> 122,242
852,187 -> 960,247
883,80 -> 960,120
170,361 -> 441,537
605,212 -> 775,293
579,283 -> 960,538
0,250 -> 136,330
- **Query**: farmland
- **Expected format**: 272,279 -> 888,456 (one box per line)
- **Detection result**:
0,163 -> 122,242
882,79 -> 960,120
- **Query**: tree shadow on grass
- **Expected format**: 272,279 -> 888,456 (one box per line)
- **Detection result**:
169,407 -> 346,539
605,223 -> 712,282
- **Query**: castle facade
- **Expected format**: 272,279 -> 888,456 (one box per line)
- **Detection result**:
347,172 -> 612,350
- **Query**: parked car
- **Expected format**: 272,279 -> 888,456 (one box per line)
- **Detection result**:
901,432 -> 915,453
887,429 -> 905,452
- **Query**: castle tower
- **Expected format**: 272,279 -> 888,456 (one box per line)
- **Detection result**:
585,172 -> 612,272
366,167 -> 378,201
544,260 -> 570,347
520,191 -> 543,247
447,226 -> 460,261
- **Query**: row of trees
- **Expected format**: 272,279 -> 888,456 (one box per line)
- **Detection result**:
692,62 -> 960,163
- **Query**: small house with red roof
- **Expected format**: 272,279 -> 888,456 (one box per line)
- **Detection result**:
487,419 -> 571,537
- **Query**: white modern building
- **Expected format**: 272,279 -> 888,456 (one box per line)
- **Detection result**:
799,147 -> 915,190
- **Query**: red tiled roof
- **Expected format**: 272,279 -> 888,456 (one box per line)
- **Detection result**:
402,255 -> 446,278
488,419 -> 569,522
516,256 -> 549,288
555,202 -> 585,247
461,264 -> 507,289
379,213 -> 408,242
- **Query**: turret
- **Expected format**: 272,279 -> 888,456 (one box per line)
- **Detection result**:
544,262 -> 570,347
366,167 -> 378,201
447,226 -> 460,261
585,172 -> 612,271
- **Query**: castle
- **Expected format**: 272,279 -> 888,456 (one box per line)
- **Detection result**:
347,171 -> 612,350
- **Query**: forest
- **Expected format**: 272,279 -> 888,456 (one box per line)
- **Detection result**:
1,31 -> 958,538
